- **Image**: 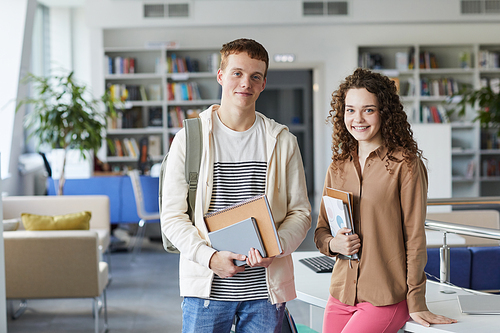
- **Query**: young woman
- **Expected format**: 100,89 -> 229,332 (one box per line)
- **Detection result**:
314,68 -> 457,333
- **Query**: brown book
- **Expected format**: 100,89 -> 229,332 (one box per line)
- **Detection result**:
204,195 -> 282,257
325,187 -> 358,260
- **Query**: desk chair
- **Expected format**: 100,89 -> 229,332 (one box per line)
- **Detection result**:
128,170 -> 160,260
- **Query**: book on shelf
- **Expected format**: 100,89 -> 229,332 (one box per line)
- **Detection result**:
139,85 -> 148,101
478,50 -> 500,69
148,135 -> 162,156
167,82 -> 202,101
208,217 -> 266,266
419,51 -> 438,69
114,139 -> 124,157
168,106 -> 186,128
420,105 -> 449,124
121,108 -> 143,129
395,52 -> 408,71
324,187 -> 358,260
108,56 -> 136,74
148,84 -> 162,101
204,194 -> 282,257
148,107 -> 163,127
208,52 -> 220,73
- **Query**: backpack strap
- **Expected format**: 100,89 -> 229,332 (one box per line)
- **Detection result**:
158,117 -> 202,253
184,117 -> 202,219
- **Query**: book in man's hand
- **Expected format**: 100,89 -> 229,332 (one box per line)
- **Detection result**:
208,217 -> 266,266
204,194 -> 282,257
323,187 -> 358,260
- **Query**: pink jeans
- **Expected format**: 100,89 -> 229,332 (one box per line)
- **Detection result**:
322,295 -> 410,333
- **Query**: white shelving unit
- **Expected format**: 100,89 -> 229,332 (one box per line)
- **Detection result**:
358,43 -> 500,198
102,47 -> 220,171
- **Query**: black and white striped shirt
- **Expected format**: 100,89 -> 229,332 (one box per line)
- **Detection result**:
208,112 -> 269,301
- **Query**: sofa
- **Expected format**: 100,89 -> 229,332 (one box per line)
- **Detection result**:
2,195 -> 111,332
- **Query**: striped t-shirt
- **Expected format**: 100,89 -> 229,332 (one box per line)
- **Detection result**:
208,112 -> 269,301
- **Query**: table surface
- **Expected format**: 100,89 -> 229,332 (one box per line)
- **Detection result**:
292,251 -> 500,333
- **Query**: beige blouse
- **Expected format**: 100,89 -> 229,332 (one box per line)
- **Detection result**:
314,146 -> 429,313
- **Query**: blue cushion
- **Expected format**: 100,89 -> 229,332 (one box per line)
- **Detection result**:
425,247 -> 472,289
470,247 -> 500,291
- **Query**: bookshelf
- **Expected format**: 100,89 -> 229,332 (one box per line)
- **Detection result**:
103,47 -> 220,172
358,43 -> 500,198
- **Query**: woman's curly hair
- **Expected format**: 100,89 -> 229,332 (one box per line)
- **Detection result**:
327,68 -> 423,173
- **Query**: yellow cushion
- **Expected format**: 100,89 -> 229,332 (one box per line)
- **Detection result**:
21,211 -> 92,231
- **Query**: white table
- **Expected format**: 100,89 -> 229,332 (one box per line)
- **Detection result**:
292,251 -> 500,333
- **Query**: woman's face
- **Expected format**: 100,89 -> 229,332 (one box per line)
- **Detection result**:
343,88 -> 382,147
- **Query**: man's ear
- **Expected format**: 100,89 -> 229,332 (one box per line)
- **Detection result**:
216,68 -> 223,86
261,77 -> 267,91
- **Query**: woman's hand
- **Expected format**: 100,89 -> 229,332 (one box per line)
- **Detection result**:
328,227 -> 361,256
247,248 -> 274,268
410,310 -> 457,327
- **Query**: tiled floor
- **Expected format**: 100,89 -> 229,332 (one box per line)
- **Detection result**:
7,225 -> 321,333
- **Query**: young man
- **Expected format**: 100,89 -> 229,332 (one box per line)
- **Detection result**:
161,38 -> 311,333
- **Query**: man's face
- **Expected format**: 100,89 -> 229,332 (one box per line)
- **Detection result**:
217,52 -> 267,112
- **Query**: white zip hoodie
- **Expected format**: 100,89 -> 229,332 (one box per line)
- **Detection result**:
160,105 -> 311,304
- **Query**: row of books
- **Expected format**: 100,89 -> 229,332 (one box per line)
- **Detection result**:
421,77 -> 460,97
481,131 -> 500,150
112,135 -> 162,158
420,105 -> 449,123
358,52 -> 383,70
167,82 -> 202,101
482,159 -> 500,177
113,137 -> 140,158
419,51 -> 438,70
478,50 -> 500,69
167,54 -> 200,73
480,77 -> 500,94
108,109 -> 143,129
105,56 -> 136,75
108,84 -> 162,102
168,106 -> 202,128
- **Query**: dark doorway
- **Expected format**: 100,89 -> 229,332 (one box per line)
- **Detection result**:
256,70 -> 314,201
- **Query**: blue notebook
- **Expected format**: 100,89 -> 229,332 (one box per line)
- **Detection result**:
208,217 -> 266,266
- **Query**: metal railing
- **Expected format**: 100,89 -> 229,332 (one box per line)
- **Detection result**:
426,196 -> 500,284
428,197 -> 500,206
425,219 -> 500,283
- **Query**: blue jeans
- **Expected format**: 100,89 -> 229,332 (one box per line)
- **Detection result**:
181,297 -> 286,333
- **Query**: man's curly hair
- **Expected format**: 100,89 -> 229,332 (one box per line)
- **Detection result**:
327,68 -> 423,172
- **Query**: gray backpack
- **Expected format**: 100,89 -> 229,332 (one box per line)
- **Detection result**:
159,118 -> 202,253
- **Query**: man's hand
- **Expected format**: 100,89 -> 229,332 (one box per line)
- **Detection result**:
247,248 -> 274,268
209,251 -> 246,278
410,310 -> 457,327
328,227 -> 361,256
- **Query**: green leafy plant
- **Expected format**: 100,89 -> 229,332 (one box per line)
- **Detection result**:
452,84 -> 500,135
17,71 -> 116,195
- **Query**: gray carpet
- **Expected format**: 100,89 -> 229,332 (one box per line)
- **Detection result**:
6,224 -> 320,333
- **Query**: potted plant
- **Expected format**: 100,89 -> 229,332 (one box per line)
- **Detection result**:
452,84 -> 500,136
17,71 -> 116,195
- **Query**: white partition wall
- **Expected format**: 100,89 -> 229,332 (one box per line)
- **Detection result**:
413,124 -> 452,212
0,155 -> 7,331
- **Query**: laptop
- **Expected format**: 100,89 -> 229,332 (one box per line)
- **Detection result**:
457,294 -> 500,314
